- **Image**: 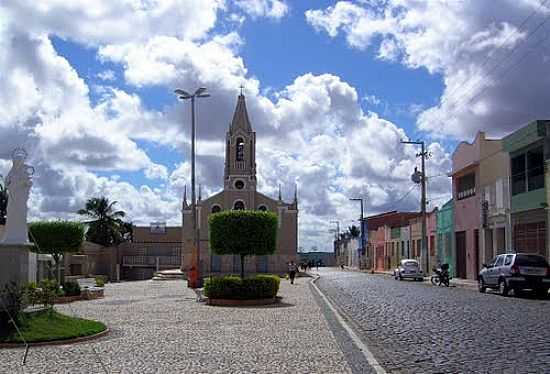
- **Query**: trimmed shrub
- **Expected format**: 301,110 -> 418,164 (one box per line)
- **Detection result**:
204,275 -> 280,300
62,281 -> 81,297
95,276 -> 106,287
209,210 -> 278,279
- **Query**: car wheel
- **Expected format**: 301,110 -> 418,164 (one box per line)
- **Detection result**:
478,276 -> 486,293
498,279 -> 509,297
535,288 -> 549,299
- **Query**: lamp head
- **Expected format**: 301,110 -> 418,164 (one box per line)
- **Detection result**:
174,89 -> 192,99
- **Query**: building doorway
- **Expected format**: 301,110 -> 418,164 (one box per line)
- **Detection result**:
455,231 -> 467,279
474,229 -> 480,280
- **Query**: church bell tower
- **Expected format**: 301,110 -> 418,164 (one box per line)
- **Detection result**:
224,92 -> 256,192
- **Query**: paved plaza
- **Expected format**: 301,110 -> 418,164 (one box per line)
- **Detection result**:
1,276 -> 352,374
316,268 -> 550,374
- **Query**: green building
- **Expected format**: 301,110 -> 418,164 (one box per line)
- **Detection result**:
436,199 -> 455,277
503,120 -> 549,258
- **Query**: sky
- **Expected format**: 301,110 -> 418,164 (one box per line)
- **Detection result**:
2,0 -> 550,252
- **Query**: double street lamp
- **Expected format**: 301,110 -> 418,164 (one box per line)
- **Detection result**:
174,87 -> 210,288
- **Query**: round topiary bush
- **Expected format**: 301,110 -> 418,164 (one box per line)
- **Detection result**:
62,281 -> 81,297
204,275 -> 280,300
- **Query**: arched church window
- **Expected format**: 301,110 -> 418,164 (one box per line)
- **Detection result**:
258,205 -> 268,212
211,205 -> 222,213
233,201 -> 245,210
236,137 -> 244,161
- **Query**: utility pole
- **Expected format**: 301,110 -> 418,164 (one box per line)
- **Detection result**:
350,198 -> 366,268
401,140 -> 429,274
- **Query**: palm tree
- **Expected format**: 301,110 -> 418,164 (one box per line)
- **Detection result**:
348,225 -> 360,239
77,197 -> 127,246
0,180 -> 7,225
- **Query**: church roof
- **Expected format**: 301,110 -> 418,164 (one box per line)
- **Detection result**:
230,93 -> 252,132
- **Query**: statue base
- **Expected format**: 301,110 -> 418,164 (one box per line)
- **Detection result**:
0,244 -> 36,289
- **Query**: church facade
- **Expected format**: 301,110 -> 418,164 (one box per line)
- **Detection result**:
181,93 -> 298,275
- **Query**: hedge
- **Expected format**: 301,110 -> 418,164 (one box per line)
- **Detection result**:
204,275 -> 280,300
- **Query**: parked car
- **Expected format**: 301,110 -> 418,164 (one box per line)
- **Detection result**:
478,253 -> 550,297
394,259 -> 424,281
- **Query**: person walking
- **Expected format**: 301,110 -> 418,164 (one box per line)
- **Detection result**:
288,261 -> 298,285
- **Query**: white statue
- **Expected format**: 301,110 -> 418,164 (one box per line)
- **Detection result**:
1,148 -> 34,244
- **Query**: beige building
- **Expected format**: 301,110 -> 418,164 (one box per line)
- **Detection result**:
182,93 -> 298,275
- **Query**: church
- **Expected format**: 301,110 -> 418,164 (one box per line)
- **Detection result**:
181,92 -> 298,275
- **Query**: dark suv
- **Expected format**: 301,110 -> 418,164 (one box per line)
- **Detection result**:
478,253 -> 550,297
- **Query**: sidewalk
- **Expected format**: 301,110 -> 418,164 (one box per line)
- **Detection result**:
3,277 -> 353,374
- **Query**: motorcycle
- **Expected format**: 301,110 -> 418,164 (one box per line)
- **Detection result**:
430,263 -> 450,287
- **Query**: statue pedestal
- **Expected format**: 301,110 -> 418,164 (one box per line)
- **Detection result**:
0,244 -> 36,289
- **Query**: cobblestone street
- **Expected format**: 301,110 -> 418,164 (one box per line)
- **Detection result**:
1,278 -> 351,374
316,268 -> 550,374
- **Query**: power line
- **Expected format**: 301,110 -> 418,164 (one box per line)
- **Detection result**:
438,0 -> 549,111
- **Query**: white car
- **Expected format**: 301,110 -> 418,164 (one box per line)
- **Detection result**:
394,259 -> 424,281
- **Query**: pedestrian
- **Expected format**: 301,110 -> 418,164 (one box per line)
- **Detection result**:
288,261 -> 298,285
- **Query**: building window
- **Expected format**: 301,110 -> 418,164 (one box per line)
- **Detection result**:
257,205 -> 268,212
233,201 -> 245,210
211,205 -> 222,214
234,180 -> 245,190
457,172 -> 475,200
512,146 -> 544,196
236,137 -> 244,161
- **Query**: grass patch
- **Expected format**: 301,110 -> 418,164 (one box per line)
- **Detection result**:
0,310 -> 106,343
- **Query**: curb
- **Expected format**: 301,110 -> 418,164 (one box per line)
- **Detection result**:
0,328 -> 110,349
309,274 -> 387,374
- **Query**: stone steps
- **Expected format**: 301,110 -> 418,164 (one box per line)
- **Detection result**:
152,269 -> 185,281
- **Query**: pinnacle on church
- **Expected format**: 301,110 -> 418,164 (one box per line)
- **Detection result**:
230,90 -> 252,132
182,185 -> 188,208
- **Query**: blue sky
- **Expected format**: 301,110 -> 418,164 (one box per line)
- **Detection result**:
2,0 -> 547,251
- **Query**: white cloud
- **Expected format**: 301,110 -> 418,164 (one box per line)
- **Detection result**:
234,0 -> 289,20
306,0 -> 550,139
96,69 -> 116,81
2,0 -> 224,44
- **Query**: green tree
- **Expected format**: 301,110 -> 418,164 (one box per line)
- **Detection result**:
209,210 -> 278,279
29,221 -> 85,283
0,180 -> 7,225
348,225 -> 360,239
77,197 -> 127,246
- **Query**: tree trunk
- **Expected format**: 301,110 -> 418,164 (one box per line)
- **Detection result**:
53,254 -> 61,284
240,255 -> 245,279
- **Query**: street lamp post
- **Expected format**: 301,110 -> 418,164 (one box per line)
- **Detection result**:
174,87 -> 210,288
350,198 -> 366,268
330,220 -> 341,262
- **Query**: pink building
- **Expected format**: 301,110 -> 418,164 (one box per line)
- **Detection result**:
451,132 -> 502,279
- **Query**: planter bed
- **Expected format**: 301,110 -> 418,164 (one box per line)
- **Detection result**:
0,310 -> 107,347
54,295 -> 82,304
207,297 -> 278,306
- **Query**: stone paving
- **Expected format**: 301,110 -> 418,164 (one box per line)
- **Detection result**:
316,268 -> 550,374
1,276 -> 352,374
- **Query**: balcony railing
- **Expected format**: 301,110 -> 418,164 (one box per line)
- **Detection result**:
122,255 -> 180,267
